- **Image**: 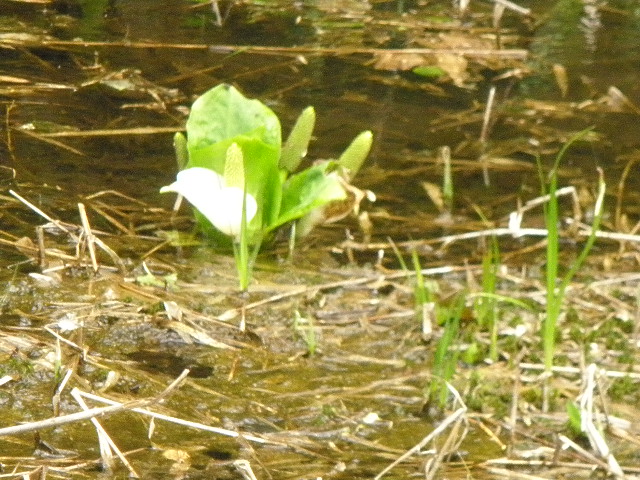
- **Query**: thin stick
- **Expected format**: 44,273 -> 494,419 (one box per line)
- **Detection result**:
483,457 -> 640,471
36,126 -> 183,138
88,203 -> 134,235
425,411 -> 467,480
615,154 -> 640,231
78,203 -> 98,272
9,190 -> 75,238
519,362 -> 640,380
92,236 -> 127,273
558,435 -> 611,471
70,389 -> 139,478
75,390 -> 272,445
0,237 -> 77,260
16,128 -> 86,156
36,225 -> 46,268
5,102 -> 16,162
6,38 -> 529,59
0,369 -> 189,436
374,407 -> 466,480
479,85 -> 496,186
217,266 -> 459,320
481,467 -> 551,480
494,0 -> 531,15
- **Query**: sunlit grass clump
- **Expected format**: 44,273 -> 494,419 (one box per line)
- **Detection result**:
537,130 -> 605,376
161,84 -> 373,290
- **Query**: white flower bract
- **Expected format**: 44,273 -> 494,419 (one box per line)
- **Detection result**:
161,167 -> 257,238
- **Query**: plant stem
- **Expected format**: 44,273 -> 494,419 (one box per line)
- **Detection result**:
543,157 -> 560,373
540,128 -> 599,373
236,183 -> 250,291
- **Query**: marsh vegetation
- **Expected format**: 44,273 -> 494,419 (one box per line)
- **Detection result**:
2,1 -> 640,479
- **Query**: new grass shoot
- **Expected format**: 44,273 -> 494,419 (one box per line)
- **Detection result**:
538,130 -> 606,376
389,243 -> 464,409
429,293 -> 465,410
440,145 -> 454,213
476,236 -> 499,361
161,84 -> 374,290
293,310 -> 318,357
389,241 -> 436,340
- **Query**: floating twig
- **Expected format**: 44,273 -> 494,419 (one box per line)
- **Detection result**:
70,389 -> 138,477
0,369 -> 190,437
75,390 -> 273,445
78,203 -> 98,272
4,38 -> 529,59
374,404 -> 467,479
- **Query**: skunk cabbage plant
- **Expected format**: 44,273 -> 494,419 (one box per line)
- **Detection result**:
161,84 -> 373,289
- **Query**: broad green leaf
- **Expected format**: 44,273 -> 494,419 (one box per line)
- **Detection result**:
171,83 -> 372,247
185,84 -> 281,152
179,85 -> 283,243
280,106 -> 316,172
188,136 -> 282,242
338,130 -> 373,180
270,162 -> 346,231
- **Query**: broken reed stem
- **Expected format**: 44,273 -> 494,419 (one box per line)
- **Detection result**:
0,369 -> 190,437
9,189 -> 76,238
8,190 -> 126,272
425,411 -> 468,480
70,389 -> 138,478
36,225 -> 46,268
374,406 -> 467,480
494,0 -> 531,16
3,39 -> 529,59
75,390 -> 271,445
232,460 -> 259,480
479,85 -> 496,186
577,364 -> 624,477
78,203 -> 98,272
35,126 -> 183,137
519,362 -> 640,380
615,154 -> 640,231
216,265 -> 460,321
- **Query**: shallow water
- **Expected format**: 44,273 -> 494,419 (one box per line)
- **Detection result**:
1,1 -> 640,478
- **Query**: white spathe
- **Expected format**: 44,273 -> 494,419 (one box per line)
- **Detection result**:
161,167 -> 257,238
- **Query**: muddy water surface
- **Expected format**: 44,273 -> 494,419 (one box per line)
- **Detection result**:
2,1 -> 640,479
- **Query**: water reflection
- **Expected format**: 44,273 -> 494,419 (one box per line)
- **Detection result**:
1,0 -> 639,227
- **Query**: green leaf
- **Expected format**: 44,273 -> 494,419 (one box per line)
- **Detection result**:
189,137 -> 282,242
280,106 -> 316,172
270,162 -> 346,231
412,65 -> 446,78
180,85 -> 284,242
338,130 -> 373,180
136,272 -> 178,289
566,401 -> 583,437
185,84 -> 281,152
